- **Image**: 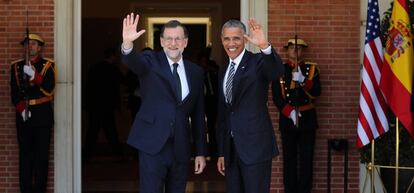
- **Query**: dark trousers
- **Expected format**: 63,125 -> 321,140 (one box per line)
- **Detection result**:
138,141 -> 189,193
281,128 -> 316,193
17,124 -> 51,193
225,140 -> 272,193
83,110 -> 122,160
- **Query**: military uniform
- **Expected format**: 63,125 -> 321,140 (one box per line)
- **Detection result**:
10,34 -> 56,193
271,39 -> 321,193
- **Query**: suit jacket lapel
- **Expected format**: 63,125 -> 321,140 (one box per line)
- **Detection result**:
219,63 -> 229,104
232,51 -> 251,106
155,52 -> 178,100
182,60 -> 192,103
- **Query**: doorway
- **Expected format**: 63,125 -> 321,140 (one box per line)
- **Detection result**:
80,1 -> 238,192
54,0 -> 270,191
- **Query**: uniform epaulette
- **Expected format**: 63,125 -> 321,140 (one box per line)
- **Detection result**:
305,61 -> 317,66
303,61 -> 318,80
43,57 -> 55,63
10,59 -> 24,65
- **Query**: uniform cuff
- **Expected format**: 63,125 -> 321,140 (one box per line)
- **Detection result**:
16,101 -> 27,113
282,105 -> 294,118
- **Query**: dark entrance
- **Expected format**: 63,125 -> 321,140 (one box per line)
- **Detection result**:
81,1 -> 240,192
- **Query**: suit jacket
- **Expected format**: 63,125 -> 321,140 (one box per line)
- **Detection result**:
122,50 -> 207,163
216,48 -> 284,165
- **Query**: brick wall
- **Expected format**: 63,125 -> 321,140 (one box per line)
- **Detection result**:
0,0 -> 54,192
268,0 -> 361,192
0,0 -> 362,192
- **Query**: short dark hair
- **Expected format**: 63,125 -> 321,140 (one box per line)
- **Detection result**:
160,20 -> 188,38
221,19 -> 246,35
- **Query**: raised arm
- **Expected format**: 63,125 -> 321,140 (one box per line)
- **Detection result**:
122,13 -> 146,50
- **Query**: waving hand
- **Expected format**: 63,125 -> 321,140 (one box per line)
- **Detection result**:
122,13 -> 146,50
243,18 -> 268,49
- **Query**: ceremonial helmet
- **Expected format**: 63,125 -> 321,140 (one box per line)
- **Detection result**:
283,38 -> 308,48
20,33 -> 45,46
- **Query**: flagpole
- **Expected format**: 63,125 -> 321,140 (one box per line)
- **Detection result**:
395,118 -> 400,193
370,139 -> 375,193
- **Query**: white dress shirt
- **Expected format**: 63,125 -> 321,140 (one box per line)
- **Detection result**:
222,45 -> 272,97
166,57 -> 189,100
121,44 -> 189,100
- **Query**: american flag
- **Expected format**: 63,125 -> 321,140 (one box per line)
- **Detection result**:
356,0 -> 389,148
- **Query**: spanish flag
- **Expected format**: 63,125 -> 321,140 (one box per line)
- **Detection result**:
380,0 -> 414,137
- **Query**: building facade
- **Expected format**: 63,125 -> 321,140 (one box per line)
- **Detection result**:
0,0 -> 393,192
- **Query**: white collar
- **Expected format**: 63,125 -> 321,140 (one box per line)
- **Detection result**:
229,49 -> 246,65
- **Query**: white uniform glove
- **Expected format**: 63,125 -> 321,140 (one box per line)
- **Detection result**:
292,67 -> 305,83
289,109 -> 301,126
21,109 -> 31,122
23,65 -> 35,80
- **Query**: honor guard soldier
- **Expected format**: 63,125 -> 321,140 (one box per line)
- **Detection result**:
10,33 -> 56,193
271,38 -> 321,193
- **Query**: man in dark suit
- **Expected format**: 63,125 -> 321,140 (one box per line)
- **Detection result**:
121,13 -> 207,193
271,38 -> 321,193
216,19 -> 284,193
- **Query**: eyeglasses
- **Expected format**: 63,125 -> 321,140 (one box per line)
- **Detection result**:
162,36 -> 186,43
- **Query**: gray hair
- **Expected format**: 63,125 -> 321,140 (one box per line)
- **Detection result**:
221,19 -> 246,35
